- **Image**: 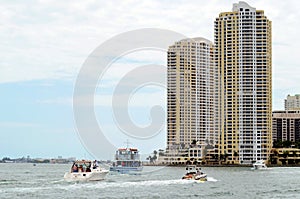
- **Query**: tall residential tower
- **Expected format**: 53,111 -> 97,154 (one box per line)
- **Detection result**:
215,1 -> 272,164
167,38 -> 218,151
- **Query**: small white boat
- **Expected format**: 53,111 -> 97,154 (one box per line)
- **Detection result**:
64,160 -> 109,181
251,160 -> 267,170
182,165 -> 207,182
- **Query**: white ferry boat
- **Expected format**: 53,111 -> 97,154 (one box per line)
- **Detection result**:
182,165 -> 207,182
64,160 -> 109,181
110,148 -> 143,174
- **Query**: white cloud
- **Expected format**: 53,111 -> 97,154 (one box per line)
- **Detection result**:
96,50 -> 166,89
0,0 -> 299,109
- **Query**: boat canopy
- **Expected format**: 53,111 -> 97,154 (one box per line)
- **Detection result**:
130,148 -> 138,151
74,160 -> 92,164
118,148 -> 138,151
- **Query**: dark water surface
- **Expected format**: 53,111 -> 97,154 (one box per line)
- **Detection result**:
0,163 -> 299,198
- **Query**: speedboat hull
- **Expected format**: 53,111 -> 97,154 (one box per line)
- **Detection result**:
251,160 -> 267,170
182,165 -> 207,182
182,173 -> 207,181
64,169 -> 109,181
251,166 -> 268,170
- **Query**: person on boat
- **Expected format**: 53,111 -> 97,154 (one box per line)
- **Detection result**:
196,167 -> 202,175
82,163 -> 87,172
93,160 -> 99,169
86,166 -> 91,172
71,163 -> 78,172
78,165 -> 83,172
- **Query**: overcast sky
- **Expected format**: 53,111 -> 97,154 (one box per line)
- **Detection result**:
1,0 -> 299,160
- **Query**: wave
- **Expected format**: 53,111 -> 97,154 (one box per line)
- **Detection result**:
61,179 -> 193,190
61,177 -> 218,190
1,176 -> 218,193
207,177 -> 218,182
0,179 -> 18,183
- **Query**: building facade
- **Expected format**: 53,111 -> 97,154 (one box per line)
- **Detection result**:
285,94 -> 300,110
167,38 -> 219,151
272,110 -> 300,143
270,148 -> 300,165
215,2 -> 272,164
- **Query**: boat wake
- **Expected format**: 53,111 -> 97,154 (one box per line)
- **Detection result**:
2,177 -> 219,194
57,179 -> 195,191
50,179 -> 65,184
207,177 -> 218,182
62,177 -> 218,190
92,179 -> 193,189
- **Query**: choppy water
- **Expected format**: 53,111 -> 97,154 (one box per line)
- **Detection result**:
0,163 -> 299,198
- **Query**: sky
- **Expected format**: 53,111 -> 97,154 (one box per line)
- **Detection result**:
0,0 -> 300,160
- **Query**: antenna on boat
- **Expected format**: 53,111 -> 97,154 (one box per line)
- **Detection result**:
124,139 -> 131,148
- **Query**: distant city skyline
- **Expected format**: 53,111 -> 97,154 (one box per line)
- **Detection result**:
1,0 -> 300,159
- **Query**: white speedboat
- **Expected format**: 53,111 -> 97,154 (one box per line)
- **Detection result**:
182,165 -> 207,182
251,160 -> 267,170
64,160 -> 109,181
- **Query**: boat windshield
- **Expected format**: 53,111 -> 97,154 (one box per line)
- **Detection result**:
114,160 -> 141,167
115,149 -> 140,160
71,161 -> 92,172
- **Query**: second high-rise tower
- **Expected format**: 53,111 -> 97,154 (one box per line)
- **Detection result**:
215,1 -> 272,164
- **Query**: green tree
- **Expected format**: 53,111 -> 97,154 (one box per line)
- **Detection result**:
282,140 -> 292,148
158,149 -> 164,156
273,140 -> 283,148
146,156 -> 153,163
2,157 -> 11,161
294,141 -> 300,149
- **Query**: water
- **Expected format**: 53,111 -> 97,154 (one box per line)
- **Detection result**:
0,163 -> 299,199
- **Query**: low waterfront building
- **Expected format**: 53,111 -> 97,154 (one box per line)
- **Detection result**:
269,148 -> 300,165
272,110 -> 300,143
50,157 -> 76,164
157,146 -> 204,165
